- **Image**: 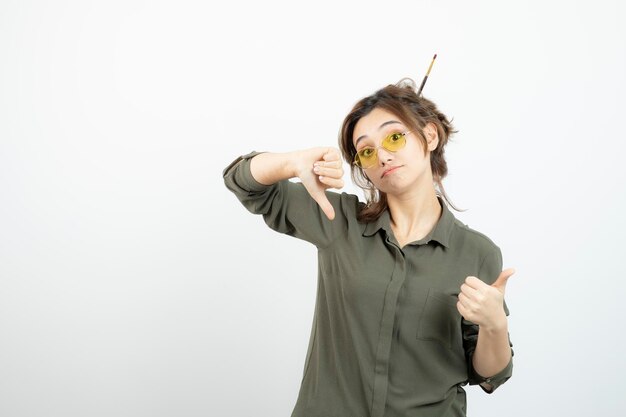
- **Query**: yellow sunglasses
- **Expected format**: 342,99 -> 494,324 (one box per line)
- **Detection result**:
353,130 -> 413,169
352,53 -> 437,169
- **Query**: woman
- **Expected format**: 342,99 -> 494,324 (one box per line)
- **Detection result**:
222,77 -> 515,417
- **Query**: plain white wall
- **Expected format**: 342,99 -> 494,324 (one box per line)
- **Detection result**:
1,0 -> 625,416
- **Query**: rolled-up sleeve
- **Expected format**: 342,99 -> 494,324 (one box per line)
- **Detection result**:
222,151 -> 356,249
462,246 -> 514,394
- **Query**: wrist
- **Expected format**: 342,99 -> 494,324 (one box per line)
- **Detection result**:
480,315 -> 508,334
287,150 -> 307,179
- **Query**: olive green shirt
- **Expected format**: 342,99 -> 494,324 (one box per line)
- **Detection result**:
223,152 -> 514,417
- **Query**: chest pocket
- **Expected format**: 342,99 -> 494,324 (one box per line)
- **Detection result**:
416,288 -> 462,351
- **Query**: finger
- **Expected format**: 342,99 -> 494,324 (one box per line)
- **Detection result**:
323,159 -> 343,169
319,176 -> 344,189
460,282 -> 479,297
314,160 -> 342,171
310,189 -> 335,220
456,300 -> 469,319
492,268 -> 516,293
315,160 -> 343,170
458,292 -> 474,309
314,166 -> 343,178
464,276 -> 489,290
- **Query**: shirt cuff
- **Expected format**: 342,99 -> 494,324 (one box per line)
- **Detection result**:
222,151 -> 271,193
472,354 -> 513,394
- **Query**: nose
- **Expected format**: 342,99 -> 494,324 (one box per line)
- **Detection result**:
376,146 -> 394,166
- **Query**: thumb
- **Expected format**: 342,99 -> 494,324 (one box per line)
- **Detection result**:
310,189 -> 335,220
491,268 -> 516,294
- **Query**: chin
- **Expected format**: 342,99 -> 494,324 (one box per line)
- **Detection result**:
376,179 -> 409,195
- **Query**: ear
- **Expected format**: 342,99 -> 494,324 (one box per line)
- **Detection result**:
423,122 -> 439,151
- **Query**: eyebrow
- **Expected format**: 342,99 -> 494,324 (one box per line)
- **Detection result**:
355,120 -> 403,146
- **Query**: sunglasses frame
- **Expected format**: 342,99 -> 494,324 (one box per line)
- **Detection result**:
353,130 -> 413,169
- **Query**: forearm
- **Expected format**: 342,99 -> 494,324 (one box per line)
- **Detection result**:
472,321 -> 512,384
249,151 -> 301,185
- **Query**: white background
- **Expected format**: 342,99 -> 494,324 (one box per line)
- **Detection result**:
1,1 -> 625,416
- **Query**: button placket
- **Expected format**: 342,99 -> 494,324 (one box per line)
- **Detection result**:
370,244 -> 405,417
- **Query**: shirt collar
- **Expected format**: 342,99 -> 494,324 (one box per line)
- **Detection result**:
362,195 -> 454,248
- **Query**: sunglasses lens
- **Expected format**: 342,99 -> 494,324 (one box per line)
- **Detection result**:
356,148 -> 376,168
383,132 -> 406,151
354,133 -> 407,168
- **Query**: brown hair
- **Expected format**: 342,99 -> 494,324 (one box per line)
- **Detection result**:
338,78 -> 463,223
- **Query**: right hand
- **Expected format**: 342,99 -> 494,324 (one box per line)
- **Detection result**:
293,147 -> 345,220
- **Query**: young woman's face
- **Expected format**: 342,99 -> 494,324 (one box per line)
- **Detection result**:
352,107 -> 438,196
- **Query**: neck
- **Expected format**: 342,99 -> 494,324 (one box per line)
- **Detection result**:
387,185 -> 442,240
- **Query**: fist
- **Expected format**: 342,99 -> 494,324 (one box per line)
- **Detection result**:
456,268 -> 515,331
295,147 -> 345,220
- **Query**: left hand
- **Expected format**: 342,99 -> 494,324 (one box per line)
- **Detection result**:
456,268 -> 516,331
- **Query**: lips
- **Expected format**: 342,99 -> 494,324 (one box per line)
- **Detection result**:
381,166 -> 402,178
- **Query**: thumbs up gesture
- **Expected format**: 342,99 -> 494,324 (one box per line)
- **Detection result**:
456,268 -> 516,331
